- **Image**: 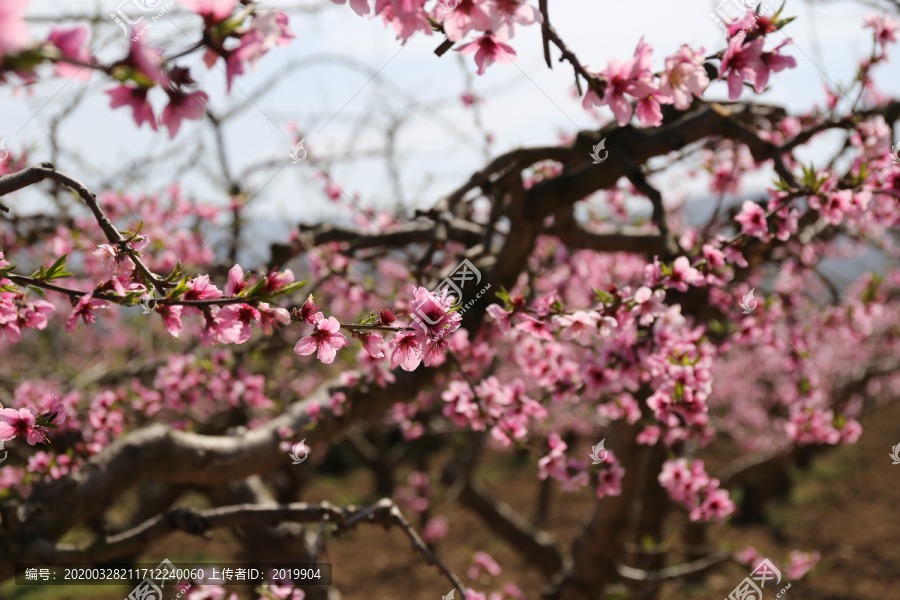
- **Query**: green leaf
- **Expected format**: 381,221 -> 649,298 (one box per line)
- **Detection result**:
263,280 -> 307,300
48,254 -> 68,274
358,313 -> 379,326
165,261 -> 184,283
243,277 -> 270,298
593,288 -> 616,305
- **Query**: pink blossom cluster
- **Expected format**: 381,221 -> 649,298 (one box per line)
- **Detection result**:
106,1 -> 294,137
737,547 -> 822,581
0,398 -> 65,445
390,285 -> 463,370
0,1 -> 293,136
332,0 -> 540,74
535,433 -> 624,498
441,376 -> 546,444
468,551 -> 502,579
582,38 -> 710,127
397,470 -> 432,512
0,250 -> 55,342
658,458 -> 735,523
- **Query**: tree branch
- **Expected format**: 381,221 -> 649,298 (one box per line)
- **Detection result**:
0,163 -> 167,294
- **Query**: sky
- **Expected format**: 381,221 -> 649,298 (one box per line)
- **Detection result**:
0,0 -> 896,266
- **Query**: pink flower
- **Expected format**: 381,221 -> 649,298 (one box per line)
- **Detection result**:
422,516 -> 449,543
161,90 -> 209,138
409,286 -> 461,342
106,85 -> 157,131
537,432 -> 567,480
40,396 -> 66,426
719,37 -> 765,100
183,275 -> 223,315
785,550 -> 821,579
0,407 -> 45,445
66,292 -> 108,332
128,37 -> 170,86
295,295 -> 321,325
21,300 -> 55,330
294,316 -> 348,364
690,487 -> 735,523
468,551 -> 502,578
583,37 -> 656,125
636,94 -> 663,127
377,0 -> 431,42
735,199 -> 770,239
390,331 -> 423,371
224,264 -> 248,295
490,0 -> 542,38
457,33 -> 517,76
236,11 -> 295,71
553,310 -> 604,343
440,0 -> 492,42
157,304 -> 184,337
636,425 -> 660,445
596,463 -> 625,498
485,303 -> 512,332
0,0 -> 29,56
658,45 -> 709,110
180,0 -> 238,22
217,303 -> 261,344
265,268 -> 295,293
28,451 -> 52,473
632,286 -> 667,325
355,331 -> 385,358
665,256 -> 703,292
332,0 -> 371,17
47,25 -> 93,81
757,41 -> 797,92
864,13 -> 899,46
258,302 -> 290,334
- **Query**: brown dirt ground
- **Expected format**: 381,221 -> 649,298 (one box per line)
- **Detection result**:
5,400 -> 899,600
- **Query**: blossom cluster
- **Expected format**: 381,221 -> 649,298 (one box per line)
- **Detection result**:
658,458 -> 736,523
0,0 -> 293,137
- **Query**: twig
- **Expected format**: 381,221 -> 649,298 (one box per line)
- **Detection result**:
0,163 -> 167,294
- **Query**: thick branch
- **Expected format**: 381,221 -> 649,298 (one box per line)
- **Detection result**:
27,498 -> 463,596
456,479 -> 564,577
616,553 -> 732,582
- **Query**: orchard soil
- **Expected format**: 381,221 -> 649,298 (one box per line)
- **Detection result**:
6,401 -> 899,600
